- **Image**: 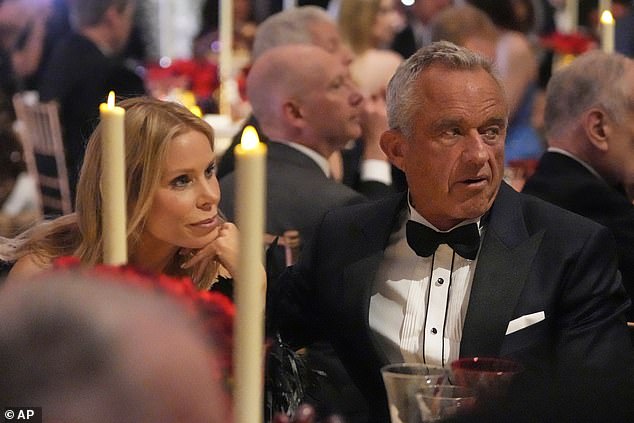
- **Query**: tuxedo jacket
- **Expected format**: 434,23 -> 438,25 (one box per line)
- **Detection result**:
270,183 -> 634,422
523,151 -> 634,320
219,141 -> 367,245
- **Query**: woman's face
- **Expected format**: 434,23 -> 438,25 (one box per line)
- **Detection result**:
372,0 -> 400,48
142,130 -> 221,252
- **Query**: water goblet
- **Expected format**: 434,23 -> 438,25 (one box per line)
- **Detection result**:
381,363 -> 450,423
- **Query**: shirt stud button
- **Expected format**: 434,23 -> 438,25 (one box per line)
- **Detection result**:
431,328 -> 438,334
437,278 -> 444,285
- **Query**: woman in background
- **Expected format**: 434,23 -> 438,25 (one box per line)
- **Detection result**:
338,0 -> 403,99
468,0 -> 545,164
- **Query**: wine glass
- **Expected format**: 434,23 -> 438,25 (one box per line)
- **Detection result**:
416,385 -> 476,422
450,357 -> 523,412
381,363 -> 450,423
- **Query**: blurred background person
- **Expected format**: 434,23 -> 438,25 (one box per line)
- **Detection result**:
468,0 -> 545,165
0,271 -> 230,423
221,44 -> 370,422
0,0 -> 70,95
37,0 -> 146,202
337,0 -> 404,190
390,0 -> 453,59
522,50 -> 634,321
217,6 -> 394,197
0,122 -> 38,238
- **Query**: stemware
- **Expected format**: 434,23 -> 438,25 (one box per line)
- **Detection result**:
381,363 -> 450,423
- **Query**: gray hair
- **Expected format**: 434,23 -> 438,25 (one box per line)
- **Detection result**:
386,41 -> 500,137
544,50 -> 633,139
252,6 -> 332,59
67,0 -> 134,29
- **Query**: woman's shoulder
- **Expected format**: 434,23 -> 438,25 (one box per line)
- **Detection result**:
7,253 -> 53,283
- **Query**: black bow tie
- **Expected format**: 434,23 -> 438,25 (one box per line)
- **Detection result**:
406,220 -> 480,260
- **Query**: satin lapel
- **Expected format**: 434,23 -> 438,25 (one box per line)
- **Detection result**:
342,193 -> 406,365
460,184 -> 544,358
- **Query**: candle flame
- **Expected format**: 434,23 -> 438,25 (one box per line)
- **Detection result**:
600,10 -> 614,25
240,125 -> 260,150
107,91 -> 116,108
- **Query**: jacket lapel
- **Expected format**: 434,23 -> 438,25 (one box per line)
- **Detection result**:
460,184 -> 544,358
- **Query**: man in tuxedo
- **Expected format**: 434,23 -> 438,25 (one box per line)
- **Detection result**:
38,0 -> 145,201
269,41 -> 634,422
523,50 -> 634,321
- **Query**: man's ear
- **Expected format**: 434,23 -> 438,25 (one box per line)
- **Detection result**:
380,129 -> 407,171
583,108 -> 610,152
282,101 -> 303,126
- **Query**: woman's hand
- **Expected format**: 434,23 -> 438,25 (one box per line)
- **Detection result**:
181,223 -> 267,294
181,222 -> 240,276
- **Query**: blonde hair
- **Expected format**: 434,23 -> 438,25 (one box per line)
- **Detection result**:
1,97 -> 220,289
338,0 -> 382,55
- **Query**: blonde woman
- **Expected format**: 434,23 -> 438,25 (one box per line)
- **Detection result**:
2,96 -> 261,290
338,0 -> 403,99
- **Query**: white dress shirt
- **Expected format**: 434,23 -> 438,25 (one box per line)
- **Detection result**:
369,197 -> 483,367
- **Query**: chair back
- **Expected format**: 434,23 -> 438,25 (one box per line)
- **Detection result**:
12,91 -> 72,216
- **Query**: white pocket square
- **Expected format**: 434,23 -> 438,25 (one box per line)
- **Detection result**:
505,311 -> 545,335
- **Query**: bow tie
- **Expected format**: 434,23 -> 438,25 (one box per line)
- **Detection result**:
406,220 -> 480,260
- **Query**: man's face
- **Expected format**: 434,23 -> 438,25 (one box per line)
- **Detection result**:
391,65 -> 507,230
308,20 -> 354,66
298,52 -> 364,150
111,2 -> 135,53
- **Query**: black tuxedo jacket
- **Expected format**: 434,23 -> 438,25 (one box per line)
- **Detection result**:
523,151 -> 634,320
270,183 -> 634,422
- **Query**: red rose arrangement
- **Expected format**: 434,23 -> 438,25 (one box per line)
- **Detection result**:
540,32 -> 596,55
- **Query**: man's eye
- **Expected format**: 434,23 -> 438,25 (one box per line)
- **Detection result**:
481,127 -> 501,140
443,128 -> 461,137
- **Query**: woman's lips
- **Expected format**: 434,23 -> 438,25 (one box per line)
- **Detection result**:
190,216 -> 219,229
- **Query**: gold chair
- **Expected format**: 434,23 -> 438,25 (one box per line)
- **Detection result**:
12,91 -> 72,216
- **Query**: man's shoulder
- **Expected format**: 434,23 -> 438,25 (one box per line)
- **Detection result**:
506,184 -> 609,234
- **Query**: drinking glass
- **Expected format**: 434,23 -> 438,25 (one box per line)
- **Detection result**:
416,385 -> 476,422
381,363 -> 450,423
450,357 -> 523,411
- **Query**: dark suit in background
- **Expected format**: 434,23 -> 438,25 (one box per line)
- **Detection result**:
523,151 -> 634,320
38,32 -> 145,199
220,141 -> 366,245
269,183 -> 634,422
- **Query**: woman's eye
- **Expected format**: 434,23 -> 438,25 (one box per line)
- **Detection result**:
170,175 -> 191,188
205,163 -> 216,178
